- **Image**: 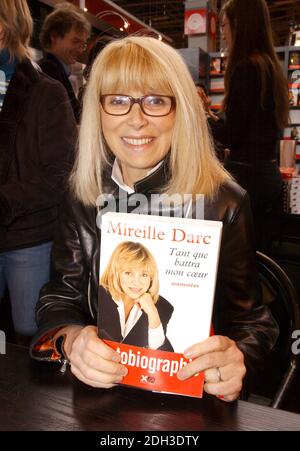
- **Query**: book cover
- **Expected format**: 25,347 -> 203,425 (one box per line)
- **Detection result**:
210,57 -> 222,74
98,212 -> 222,397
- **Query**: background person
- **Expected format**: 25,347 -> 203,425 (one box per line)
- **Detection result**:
39,2 -> 91,123
218,0 -> 289,251
0,0 -> 76,344
30,36 -> 278,402
196,83 -> 228,162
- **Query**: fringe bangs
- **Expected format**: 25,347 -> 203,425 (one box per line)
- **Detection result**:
100,43 -> 173,96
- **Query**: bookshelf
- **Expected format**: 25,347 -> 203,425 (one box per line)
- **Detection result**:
282,46 -> 300,159
208,51 -> 226,112
177,47 -> 209,88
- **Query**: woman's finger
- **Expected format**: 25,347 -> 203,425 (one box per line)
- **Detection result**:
183,335 -> 234,359
70,363 -> 119,389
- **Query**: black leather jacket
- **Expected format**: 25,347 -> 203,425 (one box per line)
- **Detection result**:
30,161 -> 278,384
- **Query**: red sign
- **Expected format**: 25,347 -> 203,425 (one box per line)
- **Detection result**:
184,9 -> 207,35
209,12 -> 218,38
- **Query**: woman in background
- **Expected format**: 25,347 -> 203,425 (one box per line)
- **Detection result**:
219,0 -> 289,251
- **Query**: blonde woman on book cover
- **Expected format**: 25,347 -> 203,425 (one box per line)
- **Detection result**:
99,241 -> 174,352
30,36 -> 278,402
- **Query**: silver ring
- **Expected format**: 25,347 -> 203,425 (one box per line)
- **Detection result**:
216,367 -> 222,382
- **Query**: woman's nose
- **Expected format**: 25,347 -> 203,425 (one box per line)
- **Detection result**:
127,103 -> 148,128
131,274 -> 142,285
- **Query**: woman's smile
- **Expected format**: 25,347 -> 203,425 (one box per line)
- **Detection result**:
121,135 -> 156,154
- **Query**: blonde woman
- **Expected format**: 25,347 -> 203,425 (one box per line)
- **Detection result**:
99,241 -> 173,351
0,0 -> 76,344
31,36 -> 278,401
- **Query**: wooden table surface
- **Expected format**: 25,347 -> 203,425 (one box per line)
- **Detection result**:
0,343 -> 300,431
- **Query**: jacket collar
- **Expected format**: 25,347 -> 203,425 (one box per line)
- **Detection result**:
134,156 -> 170,194
104,155 -> 171,197
43,52 -> 71,77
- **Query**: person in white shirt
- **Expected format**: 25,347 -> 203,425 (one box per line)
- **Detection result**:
99,241 -> 174,351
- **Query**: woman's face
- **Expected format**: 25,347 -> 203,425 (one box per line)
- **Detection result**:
119,267 -> 151,300
221,13 -> 233,50
100,90 -> 175,187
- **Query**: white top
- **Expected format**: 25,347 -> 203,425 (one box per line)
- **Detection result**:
111,159 -> 164,194
111,158 -> 165,349
114,299 -> 165,350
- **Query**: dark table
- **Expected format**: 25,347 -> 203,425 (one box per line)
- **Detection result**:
0,343 -> 300,431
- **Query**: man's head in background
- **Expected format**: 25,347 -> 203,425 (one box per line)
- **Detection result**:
40,2 -> 91,66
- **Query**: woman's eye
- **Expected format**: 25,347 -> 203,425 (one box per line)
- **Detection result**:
147,96 -> 164,106
110,97 -> 128,105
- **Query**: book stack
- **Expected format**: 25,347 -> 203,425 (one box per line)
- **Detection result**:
281,169 -> 300,214
290,176 -> 300,214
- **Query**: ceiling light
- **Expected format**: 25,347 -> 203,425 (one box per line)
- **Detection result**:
96,10 -> 130,33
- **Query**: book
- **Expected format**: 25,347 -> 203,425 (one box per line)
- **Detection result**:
280,139 -> 296,169
210,57 -> 222,74
97,212 -> 222,397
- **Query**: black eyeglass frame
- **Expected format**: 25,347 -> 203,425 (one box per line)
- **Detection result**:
100,94 -> 176,117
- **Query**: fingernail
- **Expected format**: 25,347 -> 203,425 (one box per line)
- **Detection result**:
177,369 -> 186,380
120,367 -> 128,376
184,350 -> 194,358
112,353 -> 121,362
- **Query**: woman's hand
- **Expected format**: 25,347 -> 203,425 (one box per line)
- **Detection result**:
58,325 -> 128,388
135,293 -> 161,329
177,335 -> 246,402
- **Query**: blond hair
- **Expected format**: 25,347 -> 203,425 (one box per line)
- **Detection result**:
0,0 -> 33,60
101,241 -> 159,303
71,36 -> 231,205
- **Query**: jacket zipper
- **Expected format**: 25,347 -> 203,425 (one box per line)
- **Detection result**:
87,271 -> 95,319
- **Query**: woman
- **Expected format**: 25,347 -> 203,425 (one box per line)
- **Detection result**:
220,0 -> 289,251
99,241 -> 173,351
0,0 -> 76,343
30,36 -> 278,402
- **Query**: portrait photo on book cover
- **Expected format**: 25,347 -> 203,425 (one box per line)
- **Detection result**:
98,241 -> 174,352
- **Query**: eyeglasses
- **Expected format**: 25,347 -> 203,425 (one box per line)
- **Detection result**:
72,39 -> 87,50
100,94 -> 175,117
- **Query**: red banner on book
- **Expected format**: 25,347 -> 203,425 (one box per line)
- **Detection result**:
105,340 -> 205,397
